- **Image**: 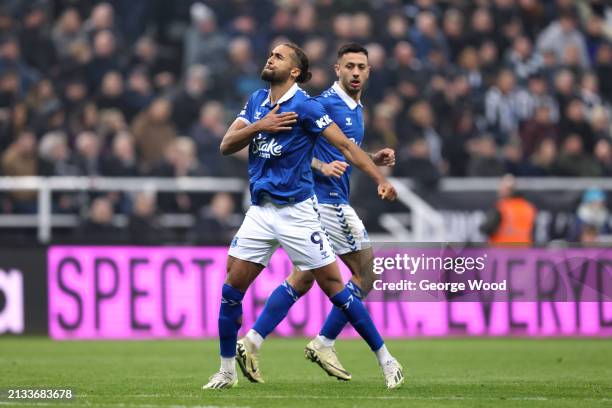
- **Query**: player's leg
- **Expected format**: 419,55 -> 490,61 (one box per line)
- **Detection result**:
317,247 -> 374,345
310,260 -> 404,389
235,198 -> 326,383
204,205 -> 277,389
281,198 -> 402,388
304,247 -> 372,380
237,267 -> 315,381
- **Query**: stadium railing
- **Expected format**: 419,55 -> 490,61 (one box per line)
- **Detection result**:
0,176 -> 246,242
1,176 -> 608,243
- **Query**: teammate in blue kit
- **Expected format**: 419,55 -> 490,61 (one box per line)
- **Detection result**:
203,43 -> 403,390
236,44 -> 403,387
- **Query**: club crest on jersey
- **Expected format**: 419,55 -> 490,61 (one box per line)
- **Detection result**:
254,110 -> 263,120
346,117 -> 352,126
252,134 -> 283,158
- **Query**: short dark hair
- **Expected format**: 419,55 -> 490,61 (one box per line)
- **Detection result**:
337,43 -> 369,59
282,42 -> 312,83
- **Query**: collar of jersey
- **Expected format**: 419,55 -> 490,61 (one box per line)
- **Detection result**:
332,81 -> 362,110
261,83 -> 301,107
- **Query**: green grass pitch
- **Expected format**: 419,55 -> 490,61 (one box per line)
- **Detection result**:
1,337 -> 611,408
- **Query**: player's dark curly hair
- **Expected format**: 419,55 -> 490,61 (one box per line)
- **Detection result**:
283,42 -> 312,83
337,43 -> 369,59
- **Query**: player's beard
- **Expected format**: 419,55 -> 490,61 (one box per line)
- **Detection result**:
260,67 -> 290,84
340,77 -> 363,96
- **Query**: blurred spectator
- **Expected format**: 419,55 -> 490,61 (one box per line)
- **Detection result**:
442,9 -> 466,63
100,132 -> 138,177
537,10 -> 589,68
131,97 -> 176,171
559,98 -> 596,153
20,3 -> 57,73
127,191 -> 163,244
190,192 -> 240,244
519,105 -> 559,158
522,73 -> 559,123
409,11 -> 448,60
75,196 -> 126,243
522,137 -> 557,176
189,101 -> 226,173
123,69 -> 153,121
74,131 -> 101,175
467,135 -> 505,177
152,137 -> 205,213
0,36 -> 39,93
567,188 -> 610,242
38,131 -> 78,176
506,36 -> 542,85
96,71 -> 128,113
480,174 -> 537,244
1,130 -> 37,212
394,137 -> 440,189
171,64 -> 208,134
38,130 -> 80,213
88,30 -> 122,89
553,134 -> 601,177
590,106 -> 611,141
595,43 -> 612,103
579,71 -> 603,119
403,100 -> 442,167
594,138 -> 612,176
183,3 -> 227,75
484,69 -> 527,144
52,8 -> 85,59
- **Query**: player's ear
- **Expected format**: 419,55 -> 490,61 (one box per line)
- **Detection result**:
334,63 -> 340,77
290,66 -> 300,81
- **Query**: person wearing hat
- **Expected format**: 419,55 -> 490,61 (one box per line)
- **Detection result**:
567,187 -> 610,242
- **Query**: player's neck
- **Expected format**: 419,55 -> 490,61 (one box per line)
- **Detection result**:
339,82 -> 361,104
269,81 -> 295,105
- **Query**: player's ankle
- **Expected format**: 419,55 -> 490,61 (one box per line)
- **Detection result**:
246,329 -> 264,350
316,335 -> 335,348
220,356 -> 237,375
375,344 -> 394,366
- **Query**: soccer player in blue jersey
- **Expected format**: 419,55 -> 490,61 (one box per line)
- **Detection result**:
203,43 -> 403,390
236,43 -> 403,386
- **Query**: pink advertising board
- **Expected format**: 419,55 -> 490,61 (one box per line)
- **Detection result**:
48,246 -> 612,339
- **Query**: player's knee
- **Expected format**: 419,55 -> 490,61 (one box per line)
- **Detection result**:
317,274 -> 344,298
287,271 -> 315,295
358,273 -> 376,295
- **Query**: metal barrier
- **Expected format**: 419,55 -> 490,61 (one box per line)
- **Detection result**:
3,176 -> 604,243
0,177 -> 246,242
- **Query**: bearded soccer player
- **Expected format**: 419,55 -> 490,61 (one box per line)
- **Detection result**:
203,43 -> 404,390
235,43 -> 402,386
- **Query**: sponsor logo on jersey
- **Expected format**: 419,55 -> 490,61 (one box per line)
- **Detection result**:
346,117 -> 352,126
252,134 -> 283,158
315,114 -> 332,129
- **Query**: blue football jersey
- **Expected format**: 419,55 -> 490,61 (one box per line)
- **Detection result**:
237,83 -> 334,205
312,82 -> 365,204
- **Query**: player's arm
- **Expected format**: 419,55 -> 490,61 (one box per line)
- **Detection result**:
311,157 -> 349,178
220,105 -> 298,155
321,123 -> 396,200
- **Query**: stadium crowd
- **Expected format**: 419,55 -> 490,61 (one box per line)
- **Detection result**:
0,0 -> 611,225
